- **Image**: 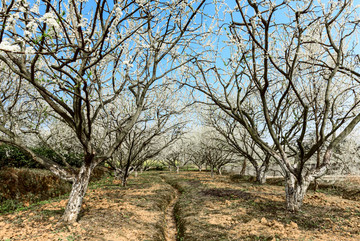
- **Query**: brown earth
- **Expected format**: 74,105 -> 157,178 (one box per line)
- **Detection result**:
0,173 -> 175,241
0,171 -> 359,240
163,188 -> 179,241
162,172 -> 360,241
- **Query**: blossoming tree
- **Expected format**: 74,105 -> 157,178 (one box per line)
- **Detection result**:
0,0 -> 205,222
187,0 -> 360,211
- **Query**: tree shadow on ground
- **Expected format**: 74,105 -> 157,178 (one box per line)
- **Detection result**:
201,188 -> 254,200
239,194 -> 357,232
196,185 -> 358,232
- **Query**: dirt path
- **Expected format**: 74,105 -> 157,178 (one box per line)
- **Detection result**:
164,188 -> 180,241
159,176 -> 180,241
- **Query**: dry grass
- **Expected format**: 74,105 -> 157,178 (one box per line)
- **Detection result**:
0,167 -> 109,214
338,177 -> 360,201
162,171 -> 360,241
1,171 -> 359,240
0,172 -> 176,241
0,168 -> 71,213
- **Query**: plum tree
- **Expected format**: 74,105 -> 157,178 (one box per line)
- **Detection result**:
0,0 -> 205,222
187,0 -> 360,211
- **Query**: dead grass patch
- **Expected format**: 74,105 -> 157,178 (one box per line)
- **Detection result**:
1,171 -> 359,240
162,171 -> 360,241
0,173 -> 175,241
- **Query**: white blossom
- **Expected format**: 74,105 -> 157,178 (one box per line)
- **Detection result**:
25,46 -> 35,54
136,0 -> 147,7
26,20 -> 38,34
115,6 -> 123,18
30,3 -> 39,14
123,60 -> 133,68
0,39 -> 20,52
77,17 -> 88,28
39,12 -> 60,31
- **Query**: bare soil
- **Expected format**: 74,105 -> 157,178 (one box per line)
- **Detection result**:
1,171 -> 359,241
0,173 -> 174,241
162,172 -> 360,241
164,188 -> 179,241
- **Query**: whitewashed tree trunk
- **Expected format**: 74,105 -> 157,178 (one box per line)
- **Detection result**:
255,165 -> 268,184
256,166 -> 266,184
283,150 -> 332,211
62,163 -> 94,222
176,166 -> 180,174
284,174 -> 313,212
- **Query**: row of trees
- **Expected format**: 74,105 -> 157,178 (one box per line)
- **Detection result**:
0,0 -> 206,222
184,0 -> 360,211
162,129 -> 236,177
1,0 -> 360,221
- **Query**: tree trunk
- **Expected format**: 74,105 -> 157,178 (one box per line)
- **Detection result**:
122,175 -> 128,187
240,159 -> 246,176
314,149 -> 321,192
255,166 -> 267,184
62,164 -> 94,223
284,174 -> 312,212
210,167 -> 214,178
114,168 -> 122,180
176,166 -> 180,174
255,160 -> 269,184
198,165 -> 202,172
217,166 -> 222,175
122,157 -> 132,187
134,170 -> 138,177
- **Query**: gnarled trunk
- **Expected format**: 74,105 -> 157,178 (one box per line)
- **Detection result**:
255,166 -> 267,184
62,163 -> 94,222
284,150 -> 331,212
284,174 -> 312,212
255,157 -> 269,184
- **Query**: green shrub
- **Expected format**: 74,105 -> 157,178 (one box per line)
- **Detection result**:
0,144 -> 41,168
0,199 -> 23,213
0,144 -> 83,168
90,166 -> 110,182
63,152 -> 83,167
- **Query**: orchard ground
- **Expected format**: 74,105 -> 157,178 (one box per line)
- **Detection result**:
0,171 -> 359,241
